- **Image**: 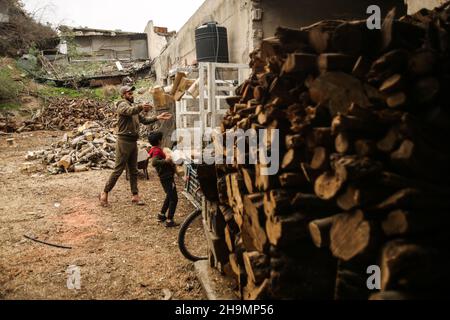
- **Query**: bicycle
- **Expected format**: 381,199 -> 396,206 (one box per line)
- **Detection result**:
177,163 -> 218,262
178,209 -> 208,262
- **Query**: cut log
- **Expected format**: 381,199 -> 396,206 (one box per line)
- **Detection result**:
260,37 -> 283,60
374,188 -> 450,211
335,259 -> 372,300
333,156 -> 382,183
333,20 -> 381,55
309,216 -> 334,248
231,173 -> 246,216
74,164 -> 89,173
229,253 -> 244,277
318,53 -> 356,74
281,53 -> 317,75
285,134 -> 304,149
310,146 -> 329,171
386,92 -> 407,108
281,149 -> 301,171
243,252 -> 270,285
332,114 -> 381,136
225,224 -> 237,252
255,165 -> 280,191
378,171 -> 450,194
379,74 -> 404,94
105,160 -> 115,170
335,132 -> 353,155
304,20 -> 343,53
243,193 -> 268,253
330,211 -> 372,261
306,127 -> 333,149
354,139 -> 377,157
243,279 -> 270,300
264,189 -> 293,217
291,193 -> 339,212
309,72 -> 371,117
217,176 -> 229,205
225,174 -> 235,209
380,240 -> 450,293
279,172 -> 308,188
368,49 -> 409,84
377,127 -> 401,153
314,171 -> 346,200
266,213 -> 309,247
336,184 -> 388,211
57,155 -> 72,169
382,210 -> 448,237
352,56 -> 372,79
241,168 -> 255,194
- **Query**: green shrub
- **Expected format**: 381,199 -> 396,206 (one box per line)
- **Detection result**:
37,86 -> 83,99
0,67 -> 23,102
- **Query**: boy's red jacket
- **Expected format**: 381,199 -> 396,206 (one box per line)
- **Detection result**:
149,146 -> 175,179
149,146 -> 166,159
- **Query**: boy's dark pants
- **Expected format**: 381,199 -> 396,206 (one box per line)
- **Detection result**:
160,177 -> 178,220
104,138 -> 139,195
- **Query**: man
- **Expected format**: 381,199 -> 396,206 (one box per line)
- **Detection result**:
99,85 -> 172,207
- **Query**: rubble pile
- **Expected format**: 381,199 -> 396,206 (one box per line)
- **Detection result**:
209,4 -> 450,300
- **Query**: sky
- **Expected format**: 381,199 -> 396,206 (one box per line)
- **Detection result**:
21,0 -> 206,32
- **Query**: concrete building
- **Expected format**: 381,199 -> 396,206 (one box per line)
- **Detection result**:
150,0 -> 407,84
61,26 -> 149,61
0,2 -> 10,23
144,21 -> 176,61
405,0 -> 447,13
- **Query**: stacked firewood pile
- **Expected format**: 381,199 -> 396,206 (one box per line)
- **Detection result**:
214,4 -> 450,300
26,121 -> 117,175
0,98 -> 116,133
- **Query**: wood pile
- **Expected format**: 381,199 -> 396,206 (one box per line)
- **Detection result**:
27,121 -> 117,175
0,115 -> 18,133
213,4 -> 450,300
0,98 -> 116,133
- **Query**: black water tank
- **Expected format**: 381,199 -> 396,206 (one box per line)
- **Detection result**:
195,22 -> 229,63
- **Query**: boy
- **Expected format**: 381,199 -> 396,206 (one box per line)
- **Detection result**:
148,132 -> 179,228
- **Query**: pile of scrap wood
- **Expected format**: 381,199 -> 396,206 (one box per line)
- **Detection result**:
0,114 -> 18,133
1,97 -> 116,133
26,121 -> 117,174
211,3 -> 450,300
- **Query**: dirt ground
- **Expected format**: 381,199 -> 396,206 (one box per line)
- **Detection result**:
0,131 -> 206,300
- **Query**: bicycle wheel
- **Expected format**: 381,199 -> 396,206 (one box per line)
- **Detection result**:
178,209 -> 208,262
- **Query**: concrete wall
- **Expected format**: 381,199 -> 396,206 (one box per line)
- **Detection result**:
144,21 -> 170,60
153,0 -> 254,84
131,39 -> 149,60
74,35 -> 148,61
406,0 -> 446,14
152,0 -> 407,84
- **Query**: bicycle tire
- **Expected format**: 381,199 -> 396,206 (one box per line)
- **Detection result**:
178,209 -> 208,262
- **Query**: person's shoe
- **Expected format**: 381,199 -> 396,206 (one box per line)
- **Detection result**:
157,214 -> 167,222
165,220 -> 179,228
132,196 -> 146,206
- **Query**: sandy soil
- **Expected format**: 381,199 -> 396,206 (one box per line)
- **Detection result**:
0,131 -> 206,300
